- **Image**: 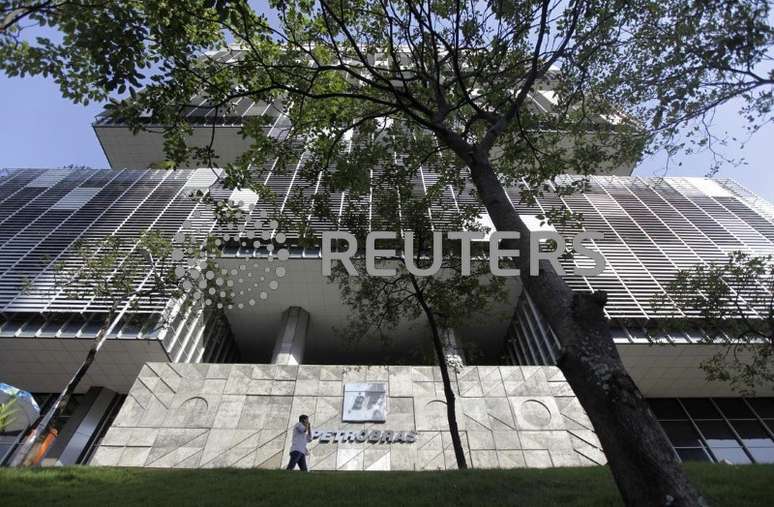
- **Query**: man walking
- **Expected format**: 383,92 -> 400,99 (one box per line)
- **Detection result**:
286,414 -> 312,471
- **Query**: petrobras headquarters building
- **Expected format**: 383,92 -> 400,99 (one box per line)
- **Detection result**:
1,77 -> 774,471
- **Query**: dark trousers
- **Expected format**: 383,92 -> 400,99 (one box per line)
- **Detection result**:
286,450 -> 308,471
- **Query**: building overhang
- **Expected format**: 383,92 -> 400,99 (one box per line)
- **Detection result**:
618,343 -> 774,397
0,336 -> 168,393
215,257 -> 522,364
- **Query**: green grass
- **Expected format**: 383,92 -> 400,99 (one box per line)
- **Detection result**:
1,464 -> 772,506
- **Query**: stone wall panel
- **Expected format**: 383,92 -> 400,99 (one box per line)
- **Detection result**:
93,364 -> 607,470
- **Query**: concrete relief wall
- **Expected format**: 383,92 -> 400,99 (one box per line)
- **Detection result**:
91,363 -> 606,470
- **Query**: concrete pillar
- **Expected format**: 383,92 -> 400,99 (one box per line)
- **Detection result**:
271,306 -> 310,365
441,327 -> 464,367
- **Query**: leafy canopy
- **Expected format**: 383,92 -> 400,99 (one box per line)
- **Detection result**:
658,251 -> 774,393
329,182 -> 508,358
2,1 -> 771,229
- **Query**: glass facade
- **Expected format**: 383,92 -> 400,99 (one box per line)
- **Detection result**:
650,398 -> 774,464
0,391 -> 125,466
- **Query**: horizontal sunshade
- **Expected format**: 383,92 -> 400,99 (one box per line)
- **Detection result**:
1,168 -> 774,321
26,169 -> 70,188
183,168 -> 223,190
51,187 -> 103,210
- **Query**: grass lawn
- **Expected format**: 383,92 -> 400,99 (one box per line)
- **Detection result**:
0,463 -> 771,506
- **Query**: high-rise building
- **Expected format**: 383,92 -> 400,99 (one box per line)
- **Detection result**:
2,91 -> 773,469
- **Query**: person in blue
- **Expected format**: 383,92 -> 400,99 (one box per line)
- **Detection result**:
286,414 -> 312,471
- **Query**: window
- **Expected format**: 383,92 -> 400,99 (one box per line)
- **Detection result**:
662,421 -> 702,447
711,448 -> 751,464
649,399 -> 686,419
696,420 -> 739,448
732,420 -> 773,448
681,399 -> 720,419
747,399 -> 774,418
714,399 -> 754,419
649,398 -> 774,464
731,420 -> 774,464
675,448 -> 712,462
81,394 -> 126,464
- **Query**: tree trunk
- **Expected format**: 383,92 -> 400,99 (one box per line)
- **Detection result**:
463,153 -> 705,505
558,291 -> 706,506
10,326 -> 110,466
427,314 -> 468,470
410,274 -> 468,469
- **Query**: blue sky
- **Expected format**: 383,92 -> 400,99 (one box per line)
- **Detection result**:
1,27 -> 772,200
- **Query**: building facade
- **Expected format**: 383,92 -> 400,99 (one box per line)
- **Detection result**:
1,90 -> 774,468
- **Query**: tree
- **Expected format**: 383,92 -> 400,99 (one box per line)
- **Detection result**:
2,0 -> 771,503
10,231 -> 220,466
330,187 -> 507,469
597,0 -> 773,174
0,398 -> 18,433
658,251 -> 774,394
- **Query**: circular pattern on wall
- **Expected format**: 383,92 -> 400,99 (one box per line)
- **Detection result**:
520,399 -> 552,428
171,201 -> 290,308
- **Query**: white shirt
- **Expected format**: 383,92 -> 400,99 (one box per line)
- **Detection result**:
290,422 -> 311,454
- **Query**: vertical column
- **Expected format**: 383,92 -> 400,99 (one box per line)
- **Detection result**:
441,327 -> 464,367
271,306 -> 310,365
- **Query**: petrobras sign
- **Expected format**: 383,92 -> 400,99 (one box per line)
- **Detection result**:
311,429 -> 417,444
342,383 -> 387,422
310,382 -> 417,444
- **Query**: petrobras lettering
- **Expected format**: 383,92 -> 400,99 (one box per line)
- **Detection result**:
311,429 -> 418,444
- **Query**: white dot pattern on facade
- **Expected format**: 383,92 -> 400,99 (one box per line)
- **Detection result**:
172,201 -> 289,307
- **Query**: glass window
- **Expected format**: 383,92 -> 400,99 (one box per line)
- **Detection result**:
19,314 -> 46,336
713,398 -> 754,419
662,421 -> 703,447
682,399 -> 720,419
40,313 -> 71,334
32,393 -> 55,413
140,313 -> 163,338
748,447 -> 774,464
117,314 -> 145,337
731,421 -> 774,448
0,433 -> 22,464
652,397 -> 774,464
711,447 -> 752,464
62,315 -> 86,335
676,448 -> 712,462
650,399 -> 686,419
747,398 -> 774,418
695,420 -> 741,448
81,314 -> 108,336
0,314 -> 26,335
61,395 -> 82,417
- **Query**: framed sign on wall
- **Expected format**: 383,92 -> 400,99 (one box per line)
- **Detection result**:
342,383 -> 387,422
